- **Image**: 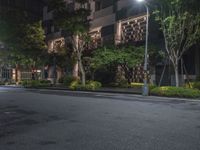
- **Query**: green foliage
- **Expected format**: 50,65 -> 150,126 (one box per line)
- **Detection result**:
50,0 -> 91,86
21,80 -> 51,88
0,7 -> 47,67
51,0 -> 90,34
193,82 -> 200,90
185,82 -> 200,90
58,77 -> 64,84
91,45 -> 144,83
92,45 -> 144,69
151,86 -> 200,98
91,45 -> 159,84
69,80 -> 81,90
149,84 -> 157,91
153,0 -> 200,87
63,76 -> 77,86
69,80 -> 102,90
0,81 -> 5,85
117,79 -> 129,88
93,66 -> 116,86
196,76 -> 200,81
85,81 -> 102,90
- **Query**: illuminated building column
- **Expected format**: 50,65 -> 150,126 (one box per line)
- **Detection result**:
115,21 -> 122,45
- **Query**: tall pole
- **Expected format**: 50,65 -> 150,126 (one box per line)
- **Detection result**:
142,4 -> 149,96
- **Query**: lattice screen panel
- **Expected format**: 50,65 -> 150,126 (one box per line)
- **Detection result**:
121,15 -> 147,43
88,30 -> 102,49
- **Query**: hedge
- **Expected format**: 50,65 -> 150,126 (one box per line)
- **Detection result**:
21,80 -> 51,88
151,86 -> 200,98
69,80 -> 102,90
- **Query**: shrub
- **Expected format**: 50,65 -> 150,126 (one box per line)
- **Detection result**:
117,79 -> 129,88
86,81 -> 102,90
40,80 -> 51,84
63,76 -> 77,86
39,80 -> 52,87
58,77 -> 64,83
196,76 -> 200,81
185,82 -> 200,90
29,80 -> 41,88
21,80 -> 51,88
21,80 -> 29,87
193,82 -> 200,90
69,80 -> 102,90
151,86 -> 200,98
69,80 -> 81,90
149,84 -> 157,91
184,82 -> 194,89
0,82 -> 5,85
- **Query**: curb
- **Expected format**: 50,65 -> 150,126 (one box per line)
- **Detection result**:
1,85 -> 199,102
33,88 -> 200,102
29,87 -> 142,95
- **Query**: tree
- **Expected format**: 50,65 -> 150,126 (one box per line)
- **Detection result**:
50,0 -> 90,86
0,7 -> 47,66
153,0 -> 200,87
0,6 -> 47,79
91,45 -> 144,84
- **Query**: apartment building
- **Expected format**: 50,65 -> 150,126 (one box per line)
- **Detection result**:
43,0 -> 150,81
43,0 -> 200,85
89,0 -> 149,46
43,0 -> 148,49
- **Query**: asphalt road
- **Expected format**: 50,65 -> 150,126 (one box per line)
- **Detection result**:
0,87 -> 200,150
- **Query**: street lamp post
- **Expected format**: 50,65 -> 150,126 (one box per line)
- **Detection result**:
136,0 -> 149,96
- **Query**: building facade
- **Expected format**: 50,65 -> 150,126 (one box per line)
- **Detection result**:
43,0 -> 200,85
43,0 -> 150,82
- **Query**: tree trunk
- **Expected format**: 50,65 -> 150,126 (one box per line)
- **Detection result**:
174,60 -> 179,87
159,60 -> 167,87
78,56 -> 86,86
15,64 -> 19,83
73,34 -> 86,86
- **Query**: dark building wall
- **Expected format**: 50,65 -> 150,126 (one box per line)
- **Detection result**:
0,0 -> 44,18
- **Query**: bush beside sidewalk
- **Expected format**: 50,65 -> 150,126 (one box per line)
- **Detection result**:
151,86 -> 200,99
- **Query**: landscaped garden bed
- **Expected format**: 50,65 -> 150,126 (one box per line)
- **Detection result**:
150,86 -> 200,99
21,80 -> 52,88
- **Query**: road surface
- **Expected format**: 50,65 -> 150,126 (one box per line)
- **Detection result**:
0,87 -> 200,150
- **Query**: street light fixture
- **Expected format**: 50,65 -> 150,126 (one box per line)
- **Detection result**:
136,0 -> 149,96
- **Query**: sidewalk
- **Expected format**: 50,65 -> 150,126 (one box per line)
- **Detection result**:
1,85 -> 200,101
0,85 -> 142,94
37,86 -> 142,95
